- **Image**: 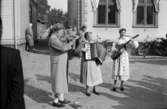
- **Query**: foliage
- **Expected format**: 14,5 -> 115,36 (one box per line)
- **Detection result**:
34,0 -> 68,27
36,0 -> 50,21
48,9 -> 68,27
136,38 -> 167,56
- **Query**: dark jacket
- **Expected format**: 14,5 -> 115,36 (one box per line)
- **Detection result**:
0,46 -> 25,109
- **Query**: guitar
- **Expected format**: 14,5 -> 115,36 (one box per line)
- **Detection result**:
111,34 -> 139,60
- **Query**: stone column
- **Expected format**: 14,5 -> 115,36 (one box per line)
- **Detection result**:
30,0 -> 37,42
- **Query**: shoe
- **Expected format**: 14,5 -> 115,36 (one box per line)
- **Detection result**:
52,101 -> 65,107
112,87 -> 116,91
59,99 -> 71,104
85,92 -> 91,96
120,87 -> 125,91
93,90 -> 100,95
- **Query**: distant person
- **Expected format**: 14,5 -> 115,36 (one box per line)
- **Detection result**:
79,25 -> 87,41
25,23 -> 34,51
0,17 -> 25,109
75,25 -> 87,57
48,23 -> 75,107
111,28 -> 139,91
72,26 -> 77,35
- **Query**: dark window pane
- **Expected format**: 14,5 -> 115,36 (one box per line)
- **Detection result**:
99,0 -> 106,5
147,6 -> 154,24
139,0 -> 144,4
135,0 -> 157,26
137,6 -> 145,24
147,0 -> 152,4
98,5 -> 106,24
108,5 -> 116,24
108,0 -> 114,4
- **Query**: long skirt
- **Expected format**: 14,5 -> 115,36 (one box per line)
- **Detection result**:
50,53 -> 68,94
112,51 -> 130,81
80,60 -> 103,87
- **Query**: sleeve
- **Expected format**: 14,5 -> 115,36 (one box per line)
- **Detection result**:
6,50 -> 25,109
111,42 -> 117,51
50,35 -> 72,52
129,40 -> 139,49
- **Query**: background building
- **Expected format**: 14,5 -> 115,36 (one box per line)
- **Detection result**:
68,0 -> 167,41
68,0 -> 81,30
1,0 -> 30,47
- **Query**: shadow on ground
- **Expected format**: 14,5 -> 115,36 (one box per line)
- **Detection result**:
101,75 -> 167,109
130,57 -> 167,65
24,78 -> 52,103
35,74 -> 85,93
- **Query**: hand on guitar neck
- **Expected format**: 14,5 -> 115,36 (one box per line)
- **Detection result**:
118,34 -> 139,49
111,34 -> 139,60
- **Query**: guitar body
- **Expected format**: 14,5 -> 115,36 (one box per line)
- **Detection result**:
111,34 -> 139,60
111,50 -> 122,60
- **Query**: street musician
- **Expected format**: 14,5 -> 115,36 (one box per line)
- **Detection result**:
80,32 -> 103,96
111,28 -> 139,91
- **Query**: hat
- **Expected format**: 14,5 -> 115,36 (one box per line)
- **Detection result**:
51,23 -> 64,31
48,23 -> 64,38
119,28 -> 126,33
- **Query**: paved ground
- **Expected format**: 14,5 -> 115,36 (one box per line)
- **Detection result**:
20,40 -> 167,109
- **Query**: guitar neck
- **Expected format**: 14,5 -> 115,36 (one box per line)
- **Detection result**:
118,34 -> 139,50
124,34 -> 139,44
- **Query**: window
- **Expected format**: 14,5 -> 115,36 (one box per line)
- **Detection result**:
134,0 -> 158,27
95,0 -> 119,27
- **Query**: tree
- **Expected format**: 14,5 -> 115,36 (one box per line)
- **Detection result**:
30,0 -> 68,30
48,8 -> 68,28
36,0 -> 50,22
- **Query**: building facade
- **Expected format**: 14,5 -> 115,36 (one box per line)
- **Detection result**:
1,0 -> 29,47
68,0 -> 167,41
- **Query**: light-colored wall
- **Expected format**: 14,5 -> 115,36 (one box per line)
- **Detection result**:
69,0 -> 167,42
132,0 -> 167,41
93,0 -> 133,41
18,0 -> 30,44
83,0 -> 94,30
82,0 -> 133,41
1,0 -> 14,44
1,0 -> 29,45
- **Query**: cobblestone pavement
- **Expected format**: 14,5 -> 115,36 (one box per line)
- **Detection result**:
19,42 -> 167,109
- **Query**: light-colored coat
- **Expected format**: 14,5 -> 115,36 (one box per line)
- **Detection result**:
25,26 -> 34,47
48,33 -> 71,93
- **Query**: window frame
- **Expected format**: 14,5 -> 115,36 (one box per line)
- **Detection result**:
133,0 -> 158,28
93,0 -> 120,28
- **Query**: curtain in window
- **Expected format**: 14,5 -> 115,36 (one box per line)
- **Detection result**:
91,0 -> 100,11
152,0 -> 160,13
116,0 -> 121,11
132,0 -> 139,12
